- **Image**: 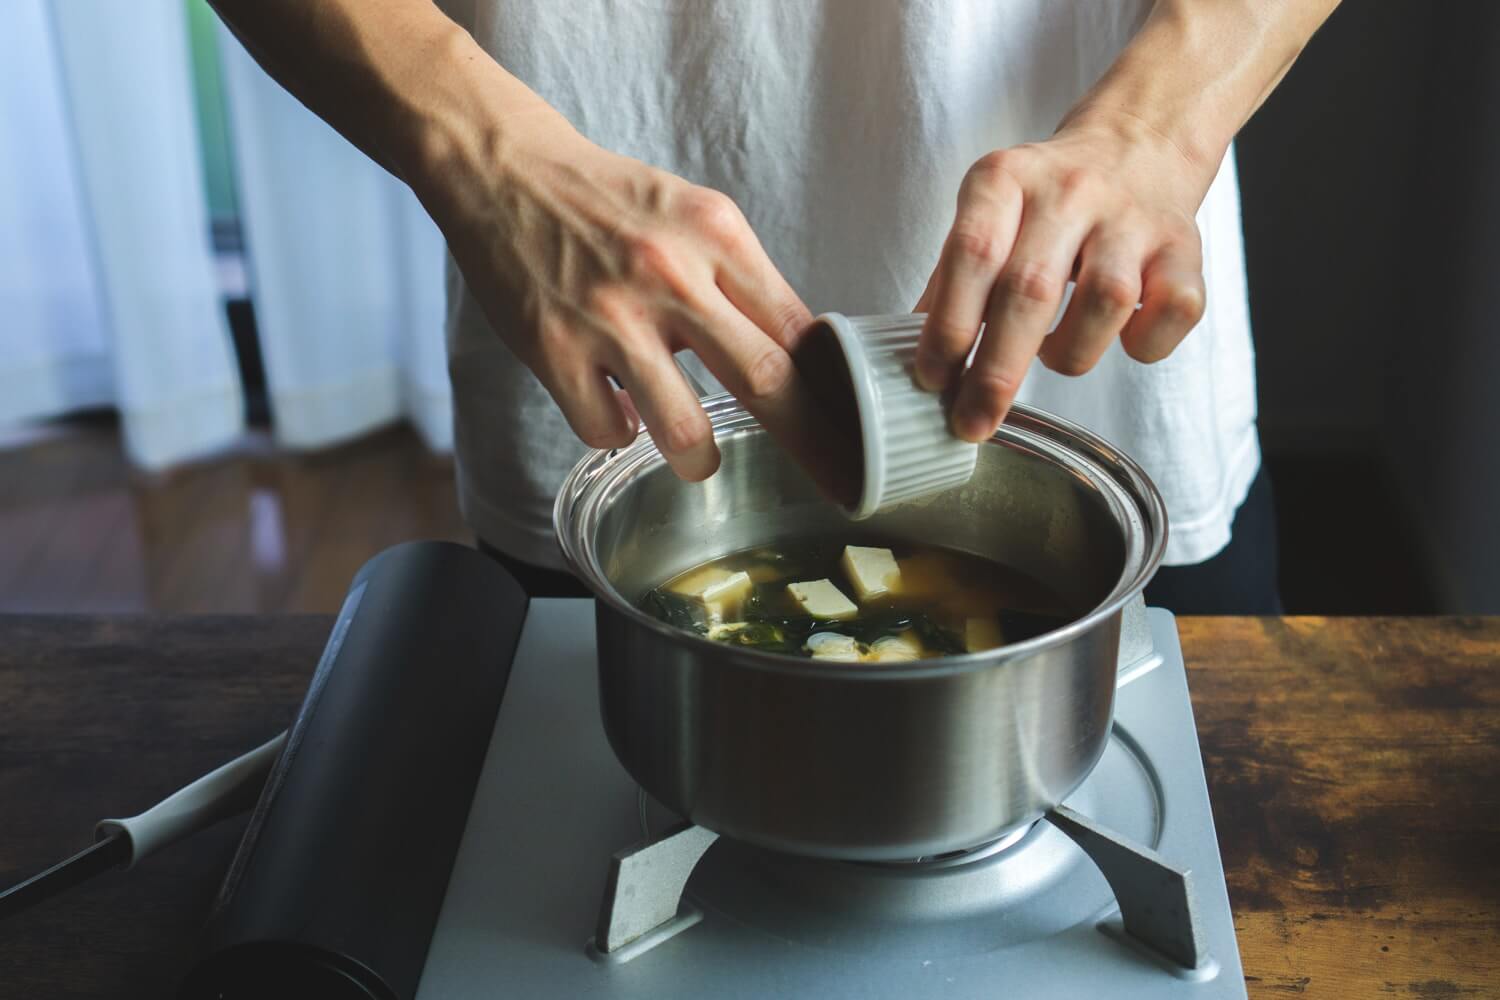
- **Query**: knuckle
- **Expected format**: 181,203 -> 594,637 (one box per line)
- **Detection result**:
965,149 -> 1020,193
659,411 -> 710,454
948,226 -> 1006,268
999,262 -> 1063,306
921,316 -> 979,355
738,346 -> 795,402
967,151 -> 1006,184
965,369 -> 1023,416
1160,282 -> 1206,327
582,285 -> 626,322
768,296 -> 816,344
1083,271 -> 1140,313
1043,345 -> 1098,377
623,234 -> 681,287
1055,167 -> 1101,204
684,188 -> 746,245
768,301 -> 812,346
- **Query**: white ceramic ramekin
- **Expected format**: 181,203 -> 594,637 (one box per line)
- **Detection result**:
808,312 -> 978,520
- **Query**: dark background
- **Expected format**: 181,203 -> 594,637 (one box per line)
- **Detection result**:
1236,0 -> 1500,614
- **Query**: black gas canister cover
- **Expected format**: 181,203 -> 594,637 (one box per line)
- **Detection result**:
179,541 -> 528,1000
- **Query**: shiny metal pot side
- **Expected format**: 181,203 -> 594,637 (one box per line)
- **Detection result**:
555,394 -> 1167,861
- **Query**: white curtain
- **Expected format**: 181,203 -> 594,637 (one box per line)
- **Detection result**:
0,0 -> 243,468
216,24 -> 452,452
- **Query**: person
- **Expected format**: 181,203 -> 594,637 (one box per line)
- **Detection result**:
210,0 -> 1339,612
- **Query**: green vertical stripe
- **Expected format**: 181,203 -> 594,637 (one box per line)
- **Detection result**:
184,0 -> 236,224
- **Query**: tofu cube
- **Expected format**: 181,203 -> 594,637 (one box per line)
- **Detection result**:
805,632 -> 861,662
840,545 -> 902,602
787,579 -> 859,620
965,617 -> 1005,653
670,566 -> 753,621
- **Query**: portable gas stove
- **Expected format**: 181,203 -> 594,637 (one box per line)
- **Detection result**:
416,599 -> 1246,998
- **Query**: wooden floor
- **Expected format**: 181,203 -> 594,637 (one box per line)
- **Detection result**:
0,420 -> 470,614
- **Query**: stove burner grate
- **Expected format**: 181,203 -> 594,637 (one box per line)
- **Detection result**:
605,792 -> 1209,975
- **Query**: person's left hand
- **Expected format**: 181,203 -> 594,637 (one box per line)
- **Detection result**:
914,115 -> 1215,442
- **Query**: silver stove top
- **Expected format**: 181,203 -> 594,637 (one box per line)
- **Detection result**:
417,600 -> 1246,998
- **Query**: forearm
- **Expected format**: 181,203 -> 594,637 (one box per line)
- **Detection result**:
207,0 -> 567,212
1061,0 -> 1341,195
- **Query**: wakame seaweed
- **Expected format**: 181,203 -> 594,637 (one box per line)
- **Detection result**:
641,589 -> 708,635
710,622 -> 798,654
908,615 -> 969,655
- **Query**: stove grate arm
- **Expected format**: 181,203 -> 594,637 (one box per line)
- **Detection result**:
1046,803 -> 1211,974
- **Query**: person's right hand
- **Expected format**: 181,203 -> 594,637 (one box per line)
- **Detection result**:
424,112 -> 828,487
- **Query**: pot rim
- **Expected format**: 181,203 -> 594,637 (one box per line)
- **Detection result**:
554,393 -> 1168,680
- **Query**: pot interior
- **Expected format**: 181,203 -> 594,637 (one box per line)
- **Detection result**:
590,417 -> 1132,617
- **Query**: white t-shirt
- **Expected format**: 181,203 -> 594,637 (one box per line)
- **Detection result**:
439,0 -> 1260,569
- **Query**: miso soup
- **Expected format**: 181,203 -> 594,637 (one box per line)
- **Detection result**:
639,538 -> 1080,661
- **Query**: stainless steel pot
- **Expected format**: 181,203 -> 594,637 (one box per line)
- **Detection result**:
555,393 -> 1167,861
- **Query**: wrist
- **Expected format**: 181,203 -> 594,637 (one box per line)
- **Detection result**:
1055,1 -> 1270,201
388,24 -> 579,227
1055,103 -> 1221,205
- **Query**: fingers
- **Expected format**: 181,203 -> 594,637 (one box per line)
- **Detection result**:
704,195 -> 815,351
678,296 -> 861,506
687,190 -> 860,501
950,206 -> 1093,442
532,324 -> 641,451
676,300 -> 797,408
550,181 -> 817,485
556,372 -> 639,449
915,158 -> 1024,391
540,312 -> 720,482
1120,240 -> 1205,363
582,302 -> 718,479
1038,226 -> 1147,376
614,348 -> 719,481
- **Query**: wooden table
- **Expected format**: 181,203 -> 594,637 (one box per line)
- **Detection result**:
0,615 -> 1496,998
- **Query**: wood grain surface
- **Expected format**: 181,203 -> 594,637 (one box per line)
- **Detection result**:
0,616 -> 322,999
0,615 -> 1495,998
1181,617 -> 1500,998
